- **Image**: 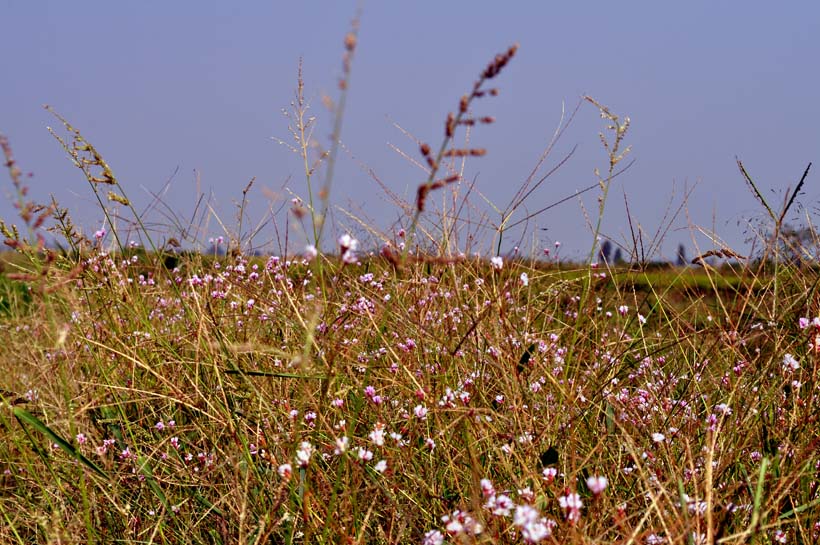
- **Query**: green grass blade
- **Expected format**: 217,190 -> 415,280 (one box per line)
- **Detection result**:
137,454 -> 170,511
13,407 -> 109,480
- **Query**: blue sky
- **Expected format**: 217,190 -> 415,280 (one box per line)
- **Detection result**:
2,1 -> 818,259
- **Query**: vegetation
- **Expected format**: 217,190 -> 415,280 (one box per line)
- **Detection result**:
0,18 -> 818,545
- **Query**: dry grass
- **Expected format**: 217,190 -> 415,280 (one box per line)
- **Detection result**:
1,22 -> 819,545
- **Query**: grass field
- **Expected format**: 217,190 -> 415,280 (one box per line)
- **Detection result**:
1,28 -> 819,545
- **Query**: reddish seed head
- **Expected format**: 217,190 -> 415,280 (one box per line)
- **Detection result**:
459,95 -> 469,113
344,32 -> 357,51
420,143 -> 431,157
416,185 -> 429,212
445,113 -> 455,137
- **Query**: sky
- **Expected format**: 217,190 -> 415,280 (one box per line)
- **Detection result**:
1,1 -> 818,260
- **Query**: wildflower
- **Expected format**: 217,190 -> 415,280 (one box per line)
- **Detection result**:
338,233 -> 357,251
304,245 -> 318,261
520,272 -> 529,286
518,486 -> 534,502
558,491 -> 583,522
480,478 -> 495,497
413,404 -> 429,420
334,436 -> 349,455
713,403 -> 732,415
278,463 -> 292,479
339,234 -> 358,264
75,433 -> 87,445
342,249 -> 357,264
783,353 -> 800,373
651,432 -> 666,443
425,437 -> 436,451
295,441 -> 314,467
542,467 -> 558,483
422,530 -> 444,545
491,256 -> 503,270
357,447 -> 374,462
442,510 -> 483,536
799,317 -> 810,329
618,305 -> 629,316
513,504 -> 554,543
586,475 -> 608,496
369,423 -> 386,446
94,227 -> 106,240
374,459 -> 387,473
485,493 -> 514,517
750,451 -> 762,462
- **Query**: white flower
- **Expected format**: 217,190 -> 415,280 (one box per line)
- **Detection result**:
586,475 -> 608,495
369,423 -> 386,446
295,441 -> 313,467
520,272 -> 529,286
783,353 -> 800,372
485,494 -> 514,517
338,234 -> 358,252
422,530 -> 444,545
357,447 -> 373,462
342,250 -> 357,264
491,256 -> 503,270
277,463 -> 292,479
334,436 -> 349,455
304,244 -> 318,260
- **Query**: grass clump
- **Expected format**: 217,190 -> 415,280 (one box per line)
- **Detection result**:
1,22 -> 819,545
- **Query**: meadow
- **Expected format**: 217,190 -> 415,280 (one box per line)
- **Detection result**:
1,25 -> 819,545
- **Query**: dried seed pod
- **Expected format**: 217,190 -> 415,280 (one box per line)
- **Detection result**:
445,113 -> 455,138
344,32 -> 357,51
459,95 -> 469,113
